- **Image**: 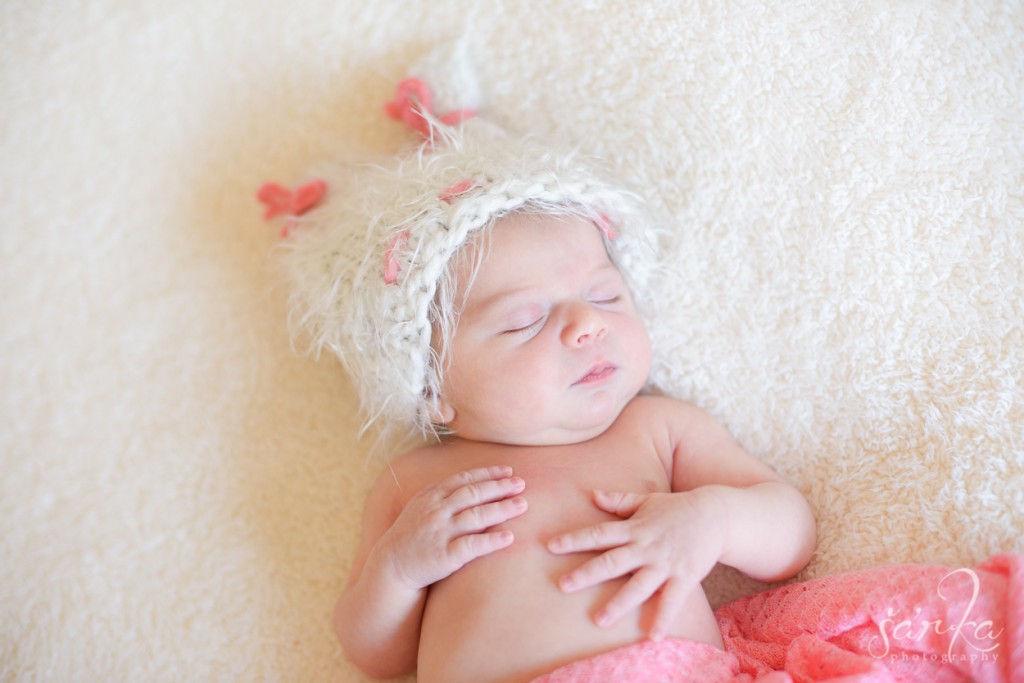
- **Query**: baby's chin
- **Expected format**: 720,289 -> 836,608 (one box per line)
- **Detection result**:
456,391 -> 631,447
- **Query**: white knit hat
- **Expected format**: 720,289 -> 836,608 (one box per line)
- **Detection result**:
271,46 -> 663,443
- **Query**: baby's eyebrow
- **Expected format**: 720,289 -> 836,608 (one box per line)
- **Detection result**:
581,261 -> 624,284
468,262 -> 621,316
468,286 -> 534,318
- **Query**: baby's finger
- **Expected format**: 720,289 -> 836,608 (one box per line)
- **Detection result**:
438,466 -> 514,495
443,472 -> 523,511
593,490 -> 648,517
557,545 -> 639,593
593,566 -> 664,629
649,578 -> 690,641
547,520 -> 631,555
447,529 -> 515,568
451,495 -> 528,533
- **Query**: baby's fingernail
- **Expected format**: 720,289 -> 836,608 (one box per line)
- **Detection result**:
595,610 -> 611,627
509,476 -> 525,487
547,537 -> 561,552
650,627 -> 665,641
558,575 -> 574,591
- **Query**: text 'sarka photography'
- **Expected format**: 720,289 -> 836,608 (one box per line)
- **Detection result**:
868,568 -> 1004,666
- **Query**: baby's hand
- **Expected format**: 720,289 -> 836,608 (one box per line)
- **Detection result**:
380,466 -> 527,591
547,489 -> 723,640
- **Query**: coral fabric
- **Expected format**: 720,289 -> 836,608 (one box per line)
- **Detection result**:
533,556 -> 1022,683
531,639 -> 741,683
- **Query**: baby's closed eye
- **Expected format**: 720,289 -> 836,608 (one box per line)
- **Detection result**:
499,305 -> 548,336
503,317 -> 545,336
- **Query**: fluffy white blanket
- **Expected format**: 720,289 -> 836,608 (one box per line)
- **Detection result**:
1,2 -> 1021,681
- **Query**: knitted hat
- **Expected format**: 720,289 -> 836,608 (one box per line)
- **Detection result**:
269,46 -> 663,443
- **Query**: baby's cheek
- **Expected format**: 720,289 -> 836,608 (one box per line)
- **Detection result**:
510,364 -> 560,413
624,320 -> 653,375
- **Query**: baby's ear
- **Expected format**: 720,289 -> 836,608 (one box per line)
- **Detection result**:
427,396 -> 456,426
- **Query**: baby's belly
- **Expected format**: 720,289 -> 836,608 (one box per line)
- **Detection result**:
416,514 -> 722,683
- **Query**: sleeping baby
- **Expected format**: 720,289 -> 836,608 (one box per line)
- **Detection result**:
273,65 -> 815,682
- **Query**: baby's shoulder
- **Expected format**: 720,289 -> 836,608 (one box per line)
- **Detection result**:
619,393 -> 705,427
373,440 -> 472,502
375,442 -> 442,486
618,395 -> 723,456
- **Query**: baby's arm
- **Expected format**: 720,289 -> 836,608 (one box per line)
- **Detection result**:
335,464 -> 527,678
549,398 -> 815,638
665,404 -> 816,582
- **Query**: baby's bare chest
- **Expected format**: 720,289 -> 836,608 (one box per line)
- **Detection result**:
513,446 -> 666,505
411,434 -> 671,541
415,435 -> 682,681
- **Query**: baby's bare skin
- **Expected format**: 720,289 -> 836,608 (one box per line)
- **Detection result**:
380,398 -> 723,683
334,215 -> 816,682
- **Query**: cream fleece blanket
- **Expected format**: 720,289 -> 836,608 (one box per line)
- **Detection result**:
1,2 -> 1021,682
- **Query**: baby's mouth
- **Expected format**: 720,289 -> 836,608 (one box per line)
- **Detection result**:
573,362 -> 617,386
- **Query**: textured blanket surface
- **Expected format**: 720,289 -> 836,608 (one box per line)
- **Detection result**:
1,2 -> 1022,681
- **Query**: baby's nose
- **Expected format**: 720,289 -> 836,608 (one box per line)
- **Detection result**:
560,303 -> 608,348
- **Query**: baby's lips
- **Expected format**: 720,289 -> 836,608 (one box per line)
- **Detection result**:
573,362 -> 618,385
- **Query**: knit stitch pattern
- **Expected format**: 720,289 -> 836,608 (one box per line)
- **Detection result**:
280,69 -> 663,442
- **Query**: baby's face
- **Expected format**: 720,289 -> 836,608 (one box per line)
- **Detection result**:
433,212 -> 652,446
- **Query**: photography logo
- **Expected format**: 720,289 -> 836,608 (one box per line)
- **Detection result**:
867,568 -> 1003,665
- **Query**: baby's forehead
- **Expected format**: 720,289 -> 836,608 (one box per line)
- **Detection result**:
477,210 -> 607,259
463,218 -> 619,294
485,211 -> 611,257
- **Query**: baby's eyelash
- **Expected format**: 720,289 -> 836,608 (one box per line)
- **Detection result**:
503,318 -> 544,335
